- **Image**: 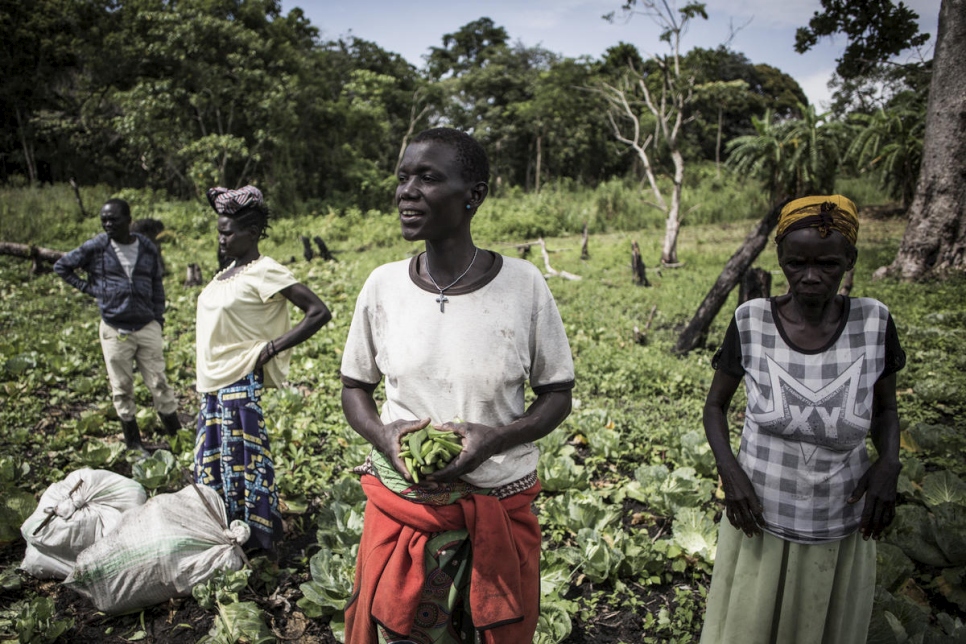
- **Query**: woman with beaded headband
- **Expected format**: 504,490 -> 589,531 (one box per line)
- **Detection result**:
700,195 -> 905,643
339,128 -> 575,643
194,186 -> 331,554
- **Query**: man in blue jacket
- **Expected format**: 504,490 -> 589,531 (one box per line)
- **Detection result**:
54,198 -> 181,452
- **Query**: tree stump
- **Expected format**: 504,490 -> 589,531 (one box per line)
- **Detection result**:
184,263 -> 204,287
738,267 -> 771,303
313,236 -> 335,261
633,305 -> 658,345
838,268 -> 855,296
300,235 -> 314,262
631,241 -> 650,286
581,222 -> 590,260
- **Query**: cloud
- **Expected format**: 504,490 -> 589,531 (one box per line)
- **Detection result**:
797,68 -> 836,110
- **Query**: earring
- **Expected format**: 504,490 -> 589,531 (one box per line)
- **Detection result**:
466,204 -> 472,210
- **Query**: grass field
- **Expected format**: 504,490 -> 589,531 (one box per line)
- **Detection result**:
1,180 -> 964,643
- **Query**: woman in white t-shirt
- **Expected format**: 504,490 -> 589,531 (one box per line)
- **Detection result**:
340,128 -> 575,644
194,186 -> 331,554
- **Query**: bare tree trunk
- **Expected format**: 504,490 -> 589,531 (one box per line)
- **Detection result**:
876,0 -> 966,280
581,222 -> 590,260
15,104 -> 37,184
662,149 -> 685,265
535,133 -> 542,194
674,204 -> 782,354
396,91 -> 431,174
715,107 -> 722,178
69,178 -> 88,219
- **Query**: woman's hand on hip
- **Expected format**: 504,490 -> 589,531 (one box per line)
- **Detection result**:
849,457 -> 901,540
718,461 -> 764,537
254,344 -> 273,370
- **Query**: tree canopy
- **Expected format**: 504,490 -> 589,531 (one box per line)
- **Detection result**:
0,1 -> 860,214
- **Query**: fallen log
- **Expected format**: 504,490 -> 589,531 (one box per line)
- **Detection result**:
0,241 -> 65,274
534,238 -> 581,281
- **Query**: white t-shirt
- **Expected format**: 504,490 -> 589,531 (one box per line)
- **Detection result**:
110,239 -> 139,280
341,252 -> 575,488
195,256 -> 299,392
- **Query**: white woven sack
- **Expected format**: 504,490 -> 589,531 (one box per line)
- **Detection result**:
63,484 -> 250,615
20,468 -> 147,580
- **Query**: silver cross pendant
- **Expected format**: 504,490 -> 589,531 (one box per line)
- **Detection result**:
436,293 -> 448,312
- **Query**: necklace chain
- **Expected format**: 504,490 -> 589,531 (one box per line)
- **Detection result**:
426,247 -> 479,313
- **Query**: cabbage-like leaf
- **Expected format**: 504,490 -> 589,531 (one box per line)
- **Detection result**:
876,542 -> 915,592
575,528 -> 622,583
921,471 -> 966,508
75,440 -> 118,468
887,505 -> 950,567
192,568 -> 251,610
588,425 -> 621,459
667,430 -> 716,478
0,488 -> 37,545
538,446 -> 589,492
935,566 -> 966,612
132,449 -> 179,490
540,491 -> 620,534
867,587 -> 930,644
201,601 -> 274,644
633,465 -> 714,518
316,500 -> 365,554
670,507 -> 717,563
534,600 -> 573,644
932,503 -> 966,566
297,548 -> 357,617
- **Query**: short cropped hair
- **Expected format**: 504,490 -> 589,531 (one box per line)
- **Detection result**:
411,128 -> 489,185
103,198 -> 131,220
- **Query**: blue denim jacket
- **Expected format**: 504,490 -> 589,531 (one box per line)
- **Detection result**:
54,232 -> 166,331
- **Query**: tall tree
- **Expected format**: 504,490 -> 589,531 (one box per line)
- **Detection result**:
846,99 -> 924,208
878,0 -> 966,278
599,1 -> 709,266
798,0 -> 965,279
726,104 -> 847,202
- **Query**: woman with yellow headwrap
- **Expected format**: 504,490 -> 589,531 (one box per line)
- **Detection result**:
700,195 -> 905,643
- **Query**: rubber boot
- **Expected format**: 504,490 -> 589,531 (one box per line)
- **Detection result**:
121,418 -> 149,455
159,411 -> 181,436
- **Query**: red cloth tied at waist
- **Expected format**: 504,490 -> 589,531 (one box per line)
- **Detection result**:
344,474 -> 542,644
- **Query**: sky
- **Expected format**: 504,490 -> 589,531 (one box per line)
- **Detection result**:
279,0 -> 940,109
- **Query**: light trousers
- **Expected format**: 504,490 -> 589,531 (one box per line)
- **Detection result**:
99,319 -> 177,421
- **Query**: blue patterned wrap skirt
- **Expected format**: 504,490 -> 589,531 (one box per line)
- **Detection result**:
194,370 -> 281,551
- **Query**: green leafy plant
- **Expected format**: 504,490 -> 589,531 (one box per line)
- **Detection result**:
297,547 -> 358,618
0,596 -> 73,644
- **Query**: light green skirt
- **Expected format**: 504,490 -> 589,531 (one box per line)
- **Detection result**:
700,521 -> 876,644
